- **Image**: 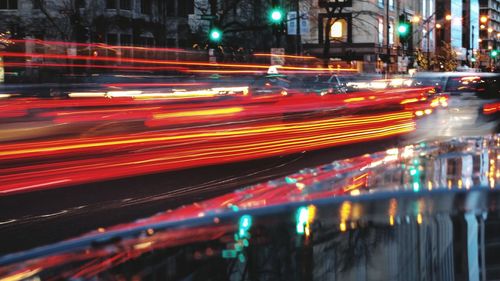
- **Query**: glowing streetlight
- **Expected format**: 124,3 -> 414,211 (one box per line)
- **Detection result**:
445,14 -> 452,21
436,23 -> 442,29
480,24 -> 486,29
411,16 -> 421,23
488,27 -> 493,33
480,15 -> 488,23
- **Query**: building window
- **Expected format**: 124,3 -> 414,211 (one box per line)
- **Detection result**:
107,0 -> 131,10
0,0 -> 18,9
389,0 -> 394,10
141,0 -> 152,14
107,33 -> 118,45
329,19 -> 348,42
76,0 -> 85,8
378,18 -> 384,45
120,0 -> 131,10
33,0 -> 43,9
177,0 -> 194,17
166,0 -> 175,16
141,36 -> 154,46
378,0 -> 384,8
106,0 -> 116,9
120,34 -> 132,45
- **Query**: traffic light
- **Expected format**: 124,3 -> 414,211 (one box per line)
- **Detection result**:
209,28 -> 222,42
269,7 -> 284,24
398,14 -> 411,42
491,49 -> 498,58
238,215 -> 252,239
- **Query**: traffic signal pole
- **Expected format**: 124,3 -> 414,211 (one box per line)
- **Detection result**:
386,0 -> 390,77
269,6 -> 284,48
296,0 -> 301,55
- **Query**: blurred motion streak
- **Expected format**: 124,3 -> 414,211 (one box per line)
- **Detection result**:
9,39 -> 191,53
0,52 -> 355,72
484,102 -> 500,115
0,111 -> 415,195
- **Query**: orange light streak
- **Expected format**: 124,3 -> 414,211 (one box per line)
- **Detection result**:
0,111 -> 414,194
104,83 -> 209,88
0,52 -> 357,72
253,53 -> 318,60
2,62 -> 185,71
10,39 -> 190,53
152,107 -> 244,119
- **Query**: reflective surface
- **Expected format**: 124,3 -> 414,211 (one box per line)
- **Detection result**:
1,134 -> 499,281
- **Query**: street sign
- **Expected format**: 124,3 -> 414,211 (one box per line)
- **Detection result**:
270,48 -> 285,66
287,12 -> 309,36
201,15 -> 217,20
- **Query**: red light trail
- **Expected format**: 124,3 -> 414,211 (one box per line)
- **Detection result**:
0,111 -> 415,195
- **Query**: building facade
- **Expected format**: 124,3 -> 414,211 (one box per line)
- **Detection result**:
0,0 -> 194,47
479,0 -> 500,68
298,0 -> 428,73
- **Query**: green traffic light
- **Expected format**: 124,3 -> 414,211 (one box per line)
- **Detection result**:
397,23 -> 409,35
269,8 -> 284,23
491,50 -> 498,58
209,28 -> 222,42
238,215 -> 252,238
296,206 -> 309,234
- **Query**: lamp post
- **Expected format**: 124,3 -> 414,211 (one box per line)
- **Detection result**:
471,25 -> 475,67
420,12 -> 436,70
296,0 -> 301,55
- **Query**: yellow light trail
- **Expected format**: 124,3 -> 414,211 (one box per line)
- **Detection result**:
0,111 -> 413,159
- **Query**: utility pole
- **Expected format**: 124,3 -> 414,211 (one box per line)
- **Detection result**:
386,0 -> 390,77
471,25 -> 475,67
296,0 -> 301,55
427,19 -> 430,70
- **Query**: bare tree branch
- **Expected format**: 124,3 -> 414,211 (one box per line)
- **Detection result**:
32,0 -> 68,39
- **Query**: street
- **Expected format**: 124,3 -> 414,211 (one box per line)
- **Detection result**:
0,84 -> 498,254
1,0 -> 500,278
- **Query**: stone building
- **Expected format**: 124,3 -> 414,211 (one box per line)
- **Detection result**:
479,0 -> 500,69
0,0 -> 194,47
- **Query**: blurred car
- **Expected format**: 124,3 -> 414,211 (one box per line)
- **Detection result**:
299,74 -> 347,95
249,74 -> 291,97
337,74 -> 384,92
413,72 -> 499,99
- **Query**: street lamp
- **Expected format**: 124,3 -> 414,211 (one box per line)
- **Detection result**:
445,14 -> 452,21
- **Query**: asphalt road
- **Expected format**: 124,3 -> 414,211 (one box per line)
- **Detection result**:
0,95 -> 497,255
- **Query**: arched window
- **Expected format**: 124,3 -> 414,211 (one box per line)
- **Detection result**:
329,19 -> 347,42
